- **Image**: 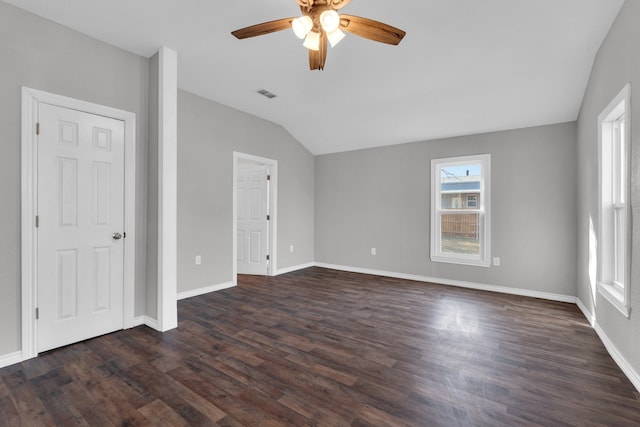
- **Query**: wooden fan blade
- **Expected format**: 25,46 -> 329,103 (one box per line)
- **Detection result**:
309,32 -> 328,70
296,0 -> 313,8
339,14 -> 406,45
231,18 -> 295,39
329,0 -> 351,9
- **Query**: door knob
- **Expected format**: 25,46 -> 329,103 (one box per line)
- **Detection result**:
112,232 -> 123,240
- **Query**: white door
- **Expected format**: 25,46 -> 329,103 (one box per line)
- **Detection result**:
37,103 -> 125,353
237,163 -> 270,275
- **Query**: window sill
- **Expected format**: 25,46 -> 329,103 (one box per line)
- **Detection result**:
597,282 -> 631,318
431,255 -> 490,268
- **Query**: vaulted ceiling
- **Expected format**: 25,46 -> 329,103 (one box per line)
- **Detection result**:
3,0 -> 625,154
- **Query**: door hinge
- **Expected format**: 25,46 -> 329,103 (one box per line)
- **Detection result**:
36,123 -> 40,135
267,174 -> 271,181
123,232 -> 126,238
266,254 -> 270,261
35,307 -> 39,320
266,214 -> 270,221
35,215 -> 39,228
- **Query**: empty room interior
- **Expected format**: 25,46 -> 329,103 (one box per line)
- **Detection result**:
1,0 -> 640,425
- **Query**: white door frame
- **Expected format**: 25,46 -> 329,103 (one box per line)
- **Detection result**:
21,87 -> 137,360
232,152 -> 277,284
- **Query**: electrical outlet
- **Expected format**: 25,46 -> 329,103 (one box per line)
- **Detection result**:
493,257 -> 500,266
290,245 -> 294,252
195,255 -> 202,265
371,248 -> 377,256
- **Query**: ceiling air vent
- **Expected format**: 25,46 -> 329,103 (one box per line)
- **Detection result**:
257,89 -> 277,99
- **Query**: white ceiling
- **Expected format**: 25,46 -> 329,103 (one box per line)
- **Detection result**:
4,0 -> 625,154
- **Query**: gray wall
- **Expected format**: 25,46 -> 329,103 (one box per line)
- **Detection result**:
0,2 -> 149,355
315,122 -> 577,296
177,90 -> 315,292
576,0 -> 640,374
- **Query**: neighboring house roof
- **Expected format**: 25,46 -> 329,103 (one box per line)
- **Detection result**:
441,176 -> 481,193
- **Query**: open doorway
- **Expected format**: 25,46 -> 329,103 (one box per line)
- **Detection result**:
232,152 -> 277,284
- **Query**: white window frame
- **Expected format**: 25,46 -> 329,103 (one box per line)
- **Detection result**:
431,154 -> 491,267
597,83 -> 632,318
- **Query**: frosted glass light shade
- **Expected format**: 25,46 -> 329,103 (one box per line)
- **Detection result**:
326,28 -> 345,47
320,10 -> 340,33
292,15 -> 313,39
303,31 -> 321,51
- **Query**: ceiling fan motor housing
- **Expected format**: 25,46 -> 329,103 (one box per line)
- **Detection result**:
298,0 -> 338,32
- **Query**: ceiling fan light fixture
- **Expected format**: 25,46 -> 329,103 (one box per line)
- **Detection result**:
231,0 -> 407,71
303,31 -> 321,51
292,15 -> 313,39
320,10 -> 340,33
326,28 -> 345,47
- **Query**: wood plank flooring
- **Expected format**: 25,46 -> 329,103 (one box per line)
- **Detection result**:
2,267 -> 640,426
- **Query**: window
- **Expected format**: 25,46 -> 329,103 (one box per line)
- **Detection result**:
597,84 -> 631,318
431,154 -> 490,267
467,194 -> 478,208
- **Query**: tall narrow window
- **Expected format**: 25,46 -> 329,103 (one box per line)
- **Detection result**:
431,154 -> 490,267
598,83 -> 631,318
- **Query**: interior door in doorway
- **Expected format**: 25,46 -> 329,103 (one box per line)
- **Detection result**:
237,163 -> 270,275
37,103 -> 125,353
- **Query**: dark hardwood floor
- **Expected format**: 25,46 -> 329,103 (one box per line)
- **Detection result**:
2,267 -> 639,426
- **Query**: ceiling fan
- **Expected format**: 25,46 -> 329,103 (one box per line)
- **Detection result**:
231,0 -> 406,71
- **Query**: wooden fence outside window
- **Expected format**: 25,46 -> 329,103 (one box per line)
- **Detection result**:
441,212 -> 479,239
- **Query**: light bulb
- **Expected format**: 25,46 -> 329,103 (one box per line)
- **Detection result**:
303,31 -> 321,51
320,10 -> 340,33
326,28 -> 345,47
292,15 -> 313,39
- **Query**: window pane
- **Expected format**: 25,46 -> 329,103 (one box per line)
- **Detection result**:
618,118 -> 626,203
440,212 -> 480,255
615,209 -> 625,285
440,163 -> 481,210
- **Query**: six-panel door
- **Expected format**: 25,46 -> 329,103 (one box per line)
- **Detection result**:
37,103 -> 125,353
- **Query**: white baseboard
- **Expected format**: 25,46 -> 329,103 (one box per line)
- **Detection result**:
593,322 -> 640,393
152,279 -> 265,329
132,316 -> 146,327
133,315 -> 160,331
143,316 -> 160,331
177,281 -> 235,301
314,263 -> 577,304
575,297 -> 596,327
275,262 -> 315,276
575,298 -> 640,393
0,351 -> 23,369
